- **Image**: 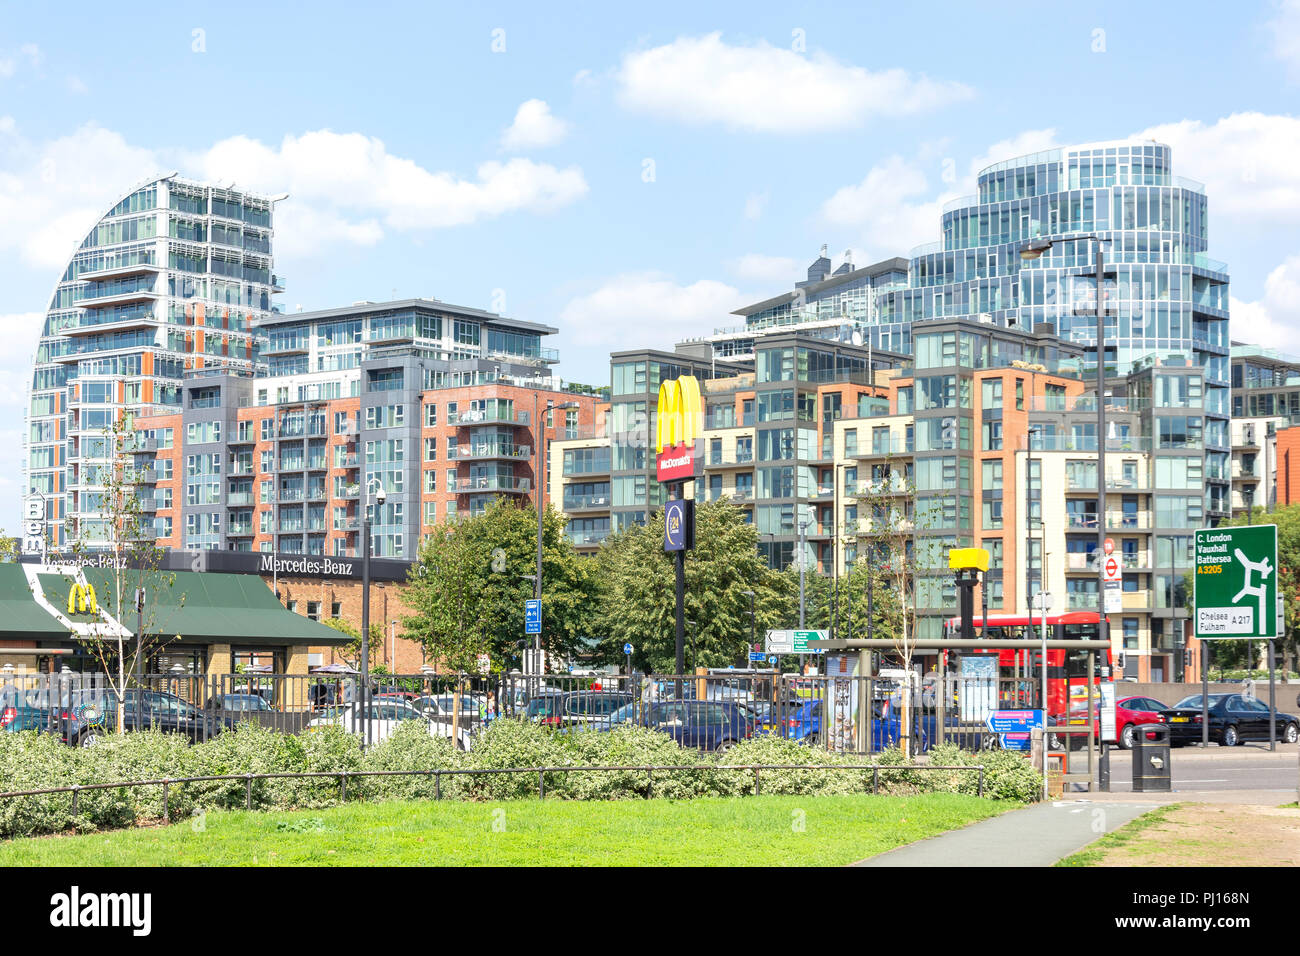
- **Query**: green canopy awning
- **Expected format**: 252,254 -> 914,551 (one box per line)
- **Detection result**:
1,564 -> 351,648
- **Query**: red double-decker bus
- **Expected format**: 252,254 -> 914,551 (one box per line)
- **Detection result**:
942,611 -> 1114,717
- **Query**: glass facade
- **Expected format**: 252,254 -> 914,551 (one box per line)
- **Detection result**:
27,177 -> 279,548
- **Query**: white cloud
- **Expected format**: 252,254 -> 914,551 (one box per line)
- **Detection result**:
1132,113 -> 1300,226
0,121 -> 162,270
1269,0 -> 1300,80
816,129 -> 1060,259
729,253 -> 799,283
500,99 -> 571,151
1231,256 -> 1300,354
0,120 -> 588,267
743,191 -> 768,221
616,32 -> 972,133
819,154 -> 943,257
0,311 -> 44,524
0,44 -> 41,79
559,272 -> 747,346
65,75 -> 88,95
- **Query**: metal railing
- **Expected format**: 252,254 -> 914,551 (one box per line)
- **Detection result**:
0,761 -> 987,828
0,670 -> 1049,756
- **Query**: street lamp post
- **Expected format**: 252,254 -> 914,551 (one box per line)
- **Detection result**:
360,477 -> 386,744
1023,233 -> 1111,791
533,396 -> 580,673
798,518 -> 810,629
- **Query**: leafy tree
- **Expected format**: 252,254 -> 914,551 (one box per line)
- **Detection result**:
592,500 -> 793,672
321,617 -> 384,669
792,561 -> 903,644
62,415 -> 181,733
851,456 -> 935,756
402,499 -> 596,672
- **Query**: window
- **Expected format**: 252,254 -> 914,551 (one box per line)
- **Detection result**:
982,421 -> 1002,451
306,601 -> 320,621
981,459 -> 1002,491
424,437 -> 437,462
424,403 -> 437,427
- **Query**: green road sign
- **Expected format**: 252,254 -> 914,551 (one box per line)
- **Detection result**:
792,630 -> 826,653
1194,524 -> 1279,639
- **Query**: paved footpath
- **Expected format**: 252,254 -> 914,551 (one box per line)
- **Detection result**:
855,800 -> 1154,867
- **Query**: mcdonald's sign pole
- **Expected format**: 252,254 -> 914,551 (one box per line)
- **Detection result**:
658,376 -> 702,680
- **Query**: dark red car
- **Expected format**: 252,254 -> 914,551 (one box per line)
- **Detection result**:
1050,695 -> 1168,750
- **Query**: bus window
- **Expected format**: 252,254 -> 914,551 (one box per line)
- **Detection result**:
1064,650 -> 1093,678
1062,623 -> 1099,642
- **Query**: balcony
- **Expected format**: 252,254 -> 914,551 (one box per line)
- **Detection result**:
568,530 -> 610,548
341,484 -> 360,499
229,462 -> 255,476
451,409 -> 531,427
704,455 -> 755,470
338,453 -> 359,469
227,524 -> 254,537
454,444 -> 532,461
563,494 -> 611,512
227,491 -> 255,506
454,476 -> 532,494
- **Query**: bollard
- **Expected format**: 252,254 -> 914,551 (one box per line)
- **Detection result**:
646,769 -> 653,800
340,773 -> 348,803
162,779 -> 170,825
245,773 -> 253,810
872,767 -> 879,794
435,771 -> 442,801
538,770 -> 545,800
71,785 -> 80,817
978,766 -> 984,798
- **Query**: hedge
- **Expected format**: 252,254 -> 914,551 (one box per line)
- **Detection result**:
0,721 -> 1040,838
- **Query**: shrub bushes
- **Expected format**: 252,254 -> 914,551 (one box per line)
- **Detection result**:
0,718 -> 1042,838
365,721 -> 463,802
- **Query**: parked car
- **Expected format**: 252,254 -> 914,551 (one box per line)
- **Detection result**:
638,699 -> 757,751
1049,696 -> 1168,750
542,691 -> 634,730
66,689 -> 232,747
1159,694 -> 1300,747
0,685 -> 63,735
310,699 -> 472,749
205,693 -> 274,714
519,690 -> 568,722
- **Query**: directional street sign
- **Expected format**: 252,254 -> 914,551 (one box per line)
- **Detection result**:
985,709 -> 1043,753
623,642 -> 633,656
748,651 -> 766,662
792,630 -> 826,654
985,710 -> 1044,734
524,599 -> 541,635
765,629 -> 827,654
1194,525 -> 1279,639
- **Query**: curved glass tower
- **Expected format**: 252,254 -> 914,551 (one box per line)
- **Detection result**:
876,140 -> 1229,384
25,175 -> 281,549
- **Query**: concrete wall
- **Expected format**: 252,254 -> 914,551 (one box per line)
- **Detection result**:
1125,680 -> 1300,710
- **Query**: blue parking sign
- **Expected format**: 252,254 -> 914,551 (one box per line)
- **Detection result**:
525,599 -> 541,634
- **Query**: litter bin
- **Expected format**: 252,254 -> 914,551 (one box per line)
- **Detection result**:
1131,723 -> 1171,792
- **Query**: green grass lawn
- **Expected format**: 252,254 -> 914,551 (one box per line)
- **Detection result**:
0,793 -> 1012,866
1054,804 -> 1181,867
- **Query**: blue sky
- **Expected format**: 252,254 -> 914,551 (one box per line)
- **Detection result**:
2,0 -> 1300,521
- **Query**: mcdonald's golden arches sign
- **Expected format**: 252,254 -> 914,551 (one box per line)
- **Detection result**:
655,375 -> 703,483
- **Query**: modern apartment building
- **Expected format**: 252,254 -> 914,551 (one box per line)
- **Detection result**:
129,298 -> 601,560
1228,344 -> 1300,516
26,175 -> 283,551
